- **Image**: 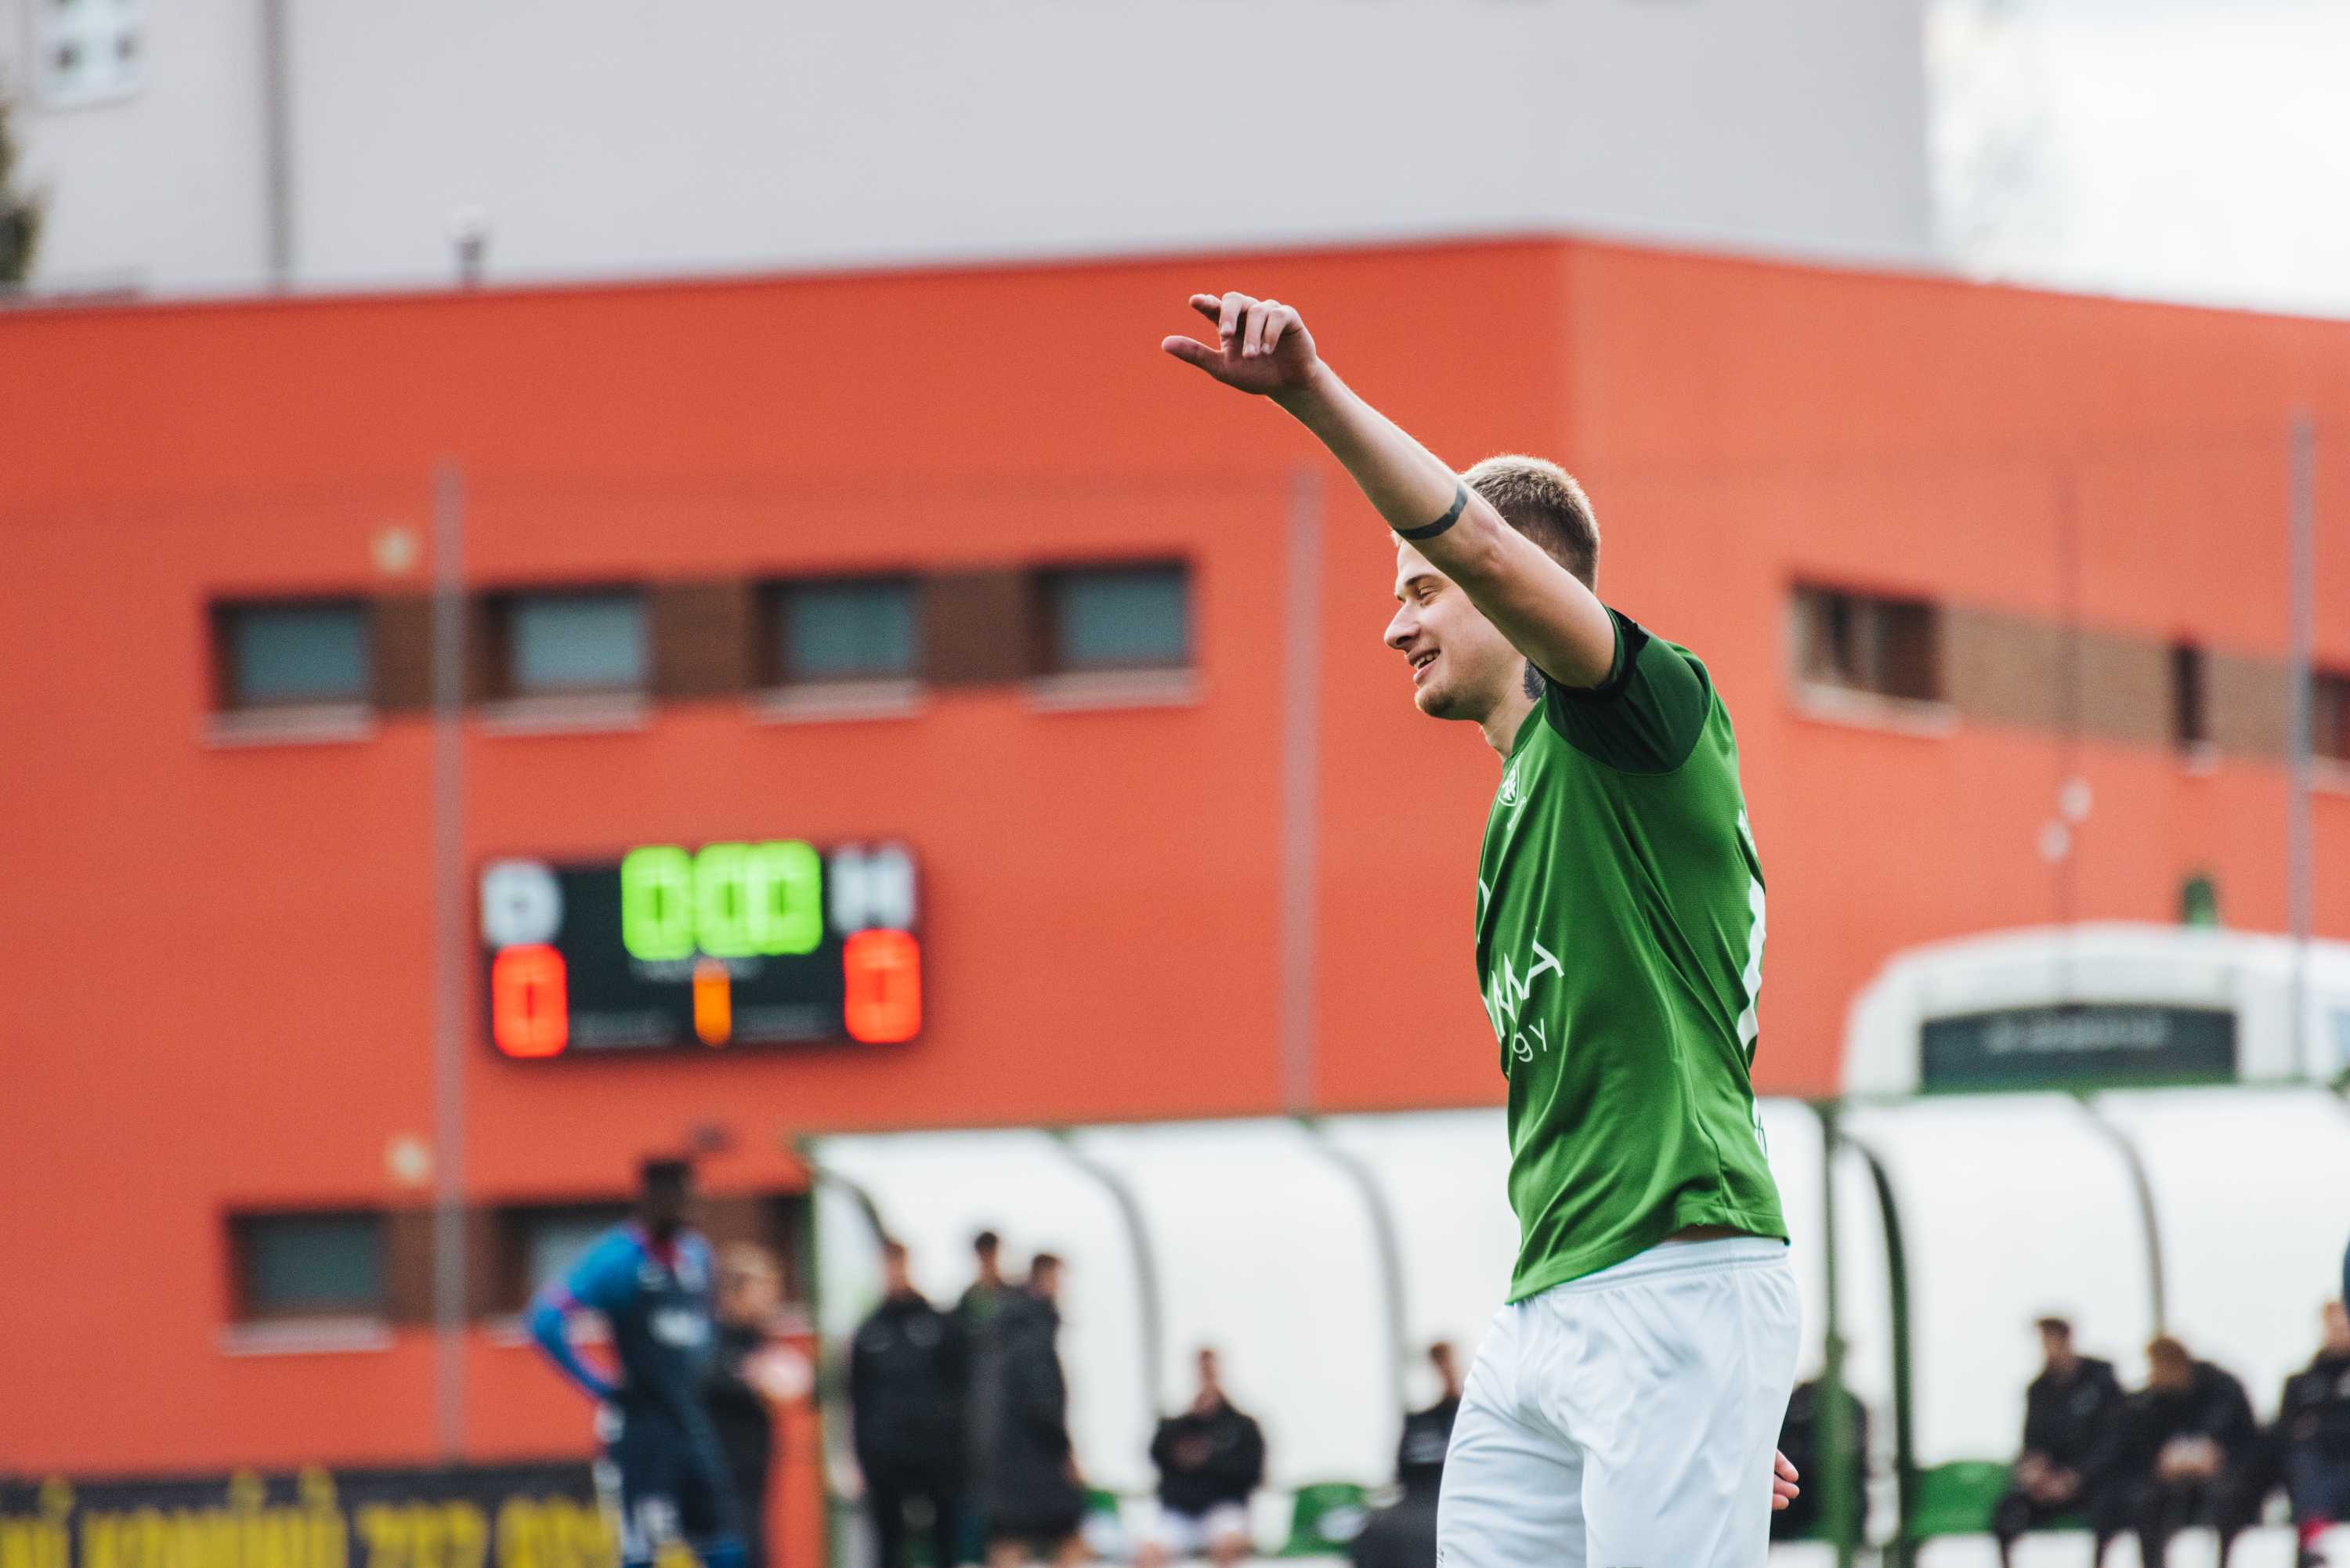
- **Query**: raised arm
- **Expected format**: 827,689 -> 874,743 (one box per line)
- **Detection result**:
1162,291 -> 1615,688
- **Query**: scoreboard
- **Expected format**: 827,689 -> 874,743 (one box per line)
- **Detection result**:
480,840 -> 921,1059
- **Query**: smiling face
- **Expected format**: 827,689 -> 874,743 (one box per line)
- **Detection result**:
1386,541 -> 1528,724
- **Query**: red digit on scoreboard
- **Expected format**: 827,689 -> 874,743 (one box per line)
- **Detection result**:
842,930 -> 921,1044
492,944 -> 570,1058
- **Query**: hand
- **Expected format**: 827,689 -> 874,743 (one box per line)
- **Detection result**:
1161,292 -> 1324,402
1772,1451 -> 1801,1512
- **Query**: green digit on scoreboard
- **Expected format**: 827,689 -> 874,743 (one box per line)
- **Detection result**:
620,846 -> 696,961
621,839 -> 823,962
694,842 -> 757,958
750,840 -> 823,956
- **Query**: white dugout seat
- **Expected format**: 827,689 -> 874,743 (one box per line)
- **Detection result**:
810,1127 -> 1157,1494
1841,1095 -> 2157,1464
2090,1087 -> 2350,1414
1068,1119 -> 1396,1491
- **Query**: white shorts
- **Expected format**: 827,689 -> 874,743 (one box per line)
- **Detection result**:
1436,1235 -> 1801,1568
1150,1502 -> 1253,1556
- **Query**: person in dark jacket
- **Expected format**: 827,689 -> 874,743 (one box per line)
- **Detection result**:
1993,1317 -> 2126,1568
1347,1341 -> 1465,1568
705,1245 -> 796,1568
851,1239 -> 967,1568
1770,1373 -> 1870,1544
2093,1336 -> 2264,1568
985,1254 -> 1087,1568
960,1230 -> 1016,1556
1138,1348 -> 1266,1568
2278,1302 -> 2350,1567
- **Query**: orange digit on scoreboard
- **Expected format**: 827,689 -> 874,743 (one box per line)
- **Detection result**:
692,958 -> 733,1046
842,930 -> 921,1044
491,944 -> 570,1058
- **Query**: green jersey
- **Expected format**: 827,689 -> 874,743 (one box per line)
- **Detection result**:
1476,609 -> 1784,1302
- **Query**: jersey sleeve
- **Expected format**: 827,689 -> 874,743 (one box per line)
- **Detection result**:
1538,609 -> 1713,773
559,1231 -> 642,1314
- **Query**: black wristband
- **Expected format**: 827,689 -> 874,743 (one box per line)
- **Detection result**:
1394,482 -> 1468,542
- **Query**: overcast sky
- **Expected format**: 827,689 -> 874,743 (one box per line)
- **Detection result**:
1931,0 -> 2350,317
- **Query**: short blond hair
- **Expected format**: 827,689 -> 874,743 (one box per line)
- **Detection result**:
1464,455 -> 1600,587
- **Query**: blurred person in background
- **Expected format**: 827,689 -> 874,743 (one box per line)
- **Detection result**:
960,1230 -> 1015,1559
1138,1348 -> 1265,1568
851,1238 -> 968,1568
528,1158 -> 745,1568
705,1245 -> 801,1568
2093,1335 -> 2262,1568
1993,1317 -> 2126,1568
2276,1301 -> 2350,1567
1770,1372 -> 1869,1545
985,1253 -> 1087,1568
1348,1341 -> 1466,1568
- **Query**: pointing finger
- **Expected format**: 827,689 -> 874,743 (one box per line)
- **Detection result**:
1189,293 -> 1223,324
1161,335 -> 1221,373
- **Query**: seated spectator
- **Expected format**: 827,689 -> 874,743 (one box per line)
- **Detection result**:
1138,1349 -> 1265,1568
2094,1336 -> 2264,1568
1348,1341 -> 1464,1568
2278,1301 -> 2350,1568
1993,1316 -> 2125,1568
1770,1371 -> 1869,1544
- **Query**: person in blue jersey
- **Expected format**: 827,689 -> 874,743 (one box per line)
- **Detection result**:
530,1158 -> 747,1568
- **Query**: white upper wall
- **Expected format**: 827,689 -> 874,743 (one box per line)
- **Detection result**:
2,0 -> 270,293
3,0 -> 1933,296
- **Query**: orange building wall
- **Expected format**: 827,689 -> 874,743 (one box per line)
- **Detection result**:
2,238 -> 2347,1486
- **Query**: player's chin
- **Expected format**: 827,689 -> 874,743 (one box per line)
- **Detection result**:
1413,680 -> 1464,720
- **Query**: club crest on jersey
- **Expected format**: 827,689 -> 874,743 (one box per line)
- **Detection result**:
1498,757 -> 1523,810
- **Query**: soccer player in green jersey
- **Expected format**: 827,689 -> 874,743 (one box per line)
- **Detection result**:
1166,291 -> 1802,1567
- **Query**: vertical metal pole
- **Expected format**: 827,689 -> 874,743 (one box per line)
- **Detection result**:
1853,1141 -> 1920,1568
2288,413 -> 2316,1071
431,461 -> 469,1459
1305,1122 -> 1412,1423
2076,1096 -> 2169,1335
1051,1133 -> 1166,1418
1817,1104 -> 1856,1568
258,0 -> 294,287
2055,468 -> 2083,997
1278,470 -> 1324,1113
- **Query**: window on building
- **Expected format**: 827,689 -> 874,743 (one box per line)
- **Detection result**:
1791,585 -> 1941,703
768,577 -> 918,685
503,591 -> 648,697
34,0 -> 143,107
217,600 -> 371,710
2315,670 -> 2350,764
497,1202 -> 631,1312
233,1212 -> 387,1321
1042,563 -> 1191,674
2170,641 -> 2209,752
